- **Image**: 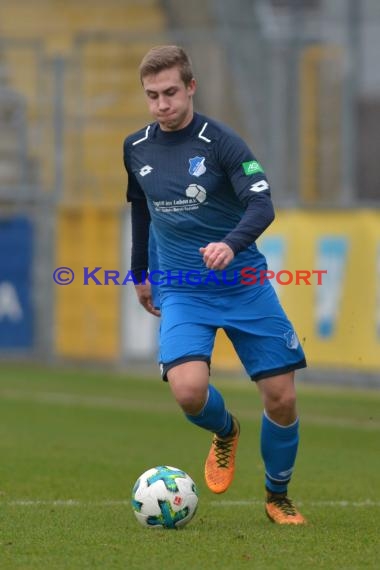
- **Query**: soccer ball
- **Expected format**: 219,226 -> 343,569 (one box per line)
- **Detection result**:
186,183 -> 207,203
131,465 -> 199,529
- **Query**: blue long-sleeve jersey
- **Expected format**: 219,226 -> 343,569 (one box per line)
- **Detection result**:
124,112 -> 275,294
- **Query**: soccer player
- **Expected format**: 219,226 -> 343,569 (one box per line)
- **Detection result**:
124,45 -> 307,525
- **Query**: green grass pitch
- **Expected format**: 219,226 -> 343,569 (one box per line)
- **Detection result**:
0,364 -> 379,569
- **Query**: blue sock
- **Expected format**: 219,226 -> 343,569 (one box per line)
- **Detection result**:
260,411 -> 299,494
185,384 -> 232,437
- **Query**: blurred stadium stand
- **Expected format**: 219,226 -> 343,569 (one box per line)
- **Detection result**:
0,0 -> 379,382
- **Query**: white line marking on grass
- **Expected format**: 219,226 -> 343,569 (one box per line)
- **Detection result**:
0,389 -> 176,413
2,499 -> 380,508
212,499 -> 380,508
4,500 -> 130,507
1,388 -> 379,430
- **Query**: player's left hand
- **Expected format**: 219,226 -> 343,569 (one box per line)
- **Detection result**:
134,282 -> 161,317
199,242 -> 234,270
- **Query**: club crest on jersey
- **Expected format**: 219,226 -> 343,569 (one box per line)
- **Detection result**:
188,156 -> 206,177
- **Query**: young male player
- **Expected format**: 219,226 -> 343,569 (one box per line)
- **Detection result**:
124,45 -> 307,524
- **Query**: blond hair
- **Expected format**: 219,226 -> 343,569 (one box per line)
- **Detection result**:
139,45 -> 194,85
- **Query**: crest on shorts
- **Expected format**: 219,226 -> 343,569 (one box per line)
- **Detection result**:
284,329 -> 299,349
188,156 -> 206,177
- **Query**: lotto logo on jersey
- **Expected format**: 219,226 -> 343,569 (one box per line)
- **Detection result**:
139,164 -> 153,177
242,160 -> 264,175
249,180 -> 269,193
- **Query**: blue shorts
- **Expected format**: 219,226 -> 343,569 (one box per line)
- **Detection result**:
158,282 -> 306,381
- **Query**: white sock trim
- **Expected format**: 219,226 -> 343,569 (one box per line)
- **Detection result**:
263,409 -> 299,429
187,388 -> 210,417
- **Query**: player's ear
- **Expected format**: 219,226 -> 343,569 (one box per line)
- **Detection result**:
187,78 -> 197,96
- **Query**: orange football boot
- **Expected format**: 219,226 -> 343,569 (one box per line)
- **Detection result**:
205,416 -> 240,494
265,491 -> 306,525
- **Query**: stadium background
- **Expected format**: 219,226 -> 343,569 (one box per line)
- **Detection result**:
0,0 -> 379,383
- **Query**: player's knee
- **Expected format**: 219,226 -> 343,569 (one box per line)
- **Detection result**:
168,377 -> 207,414
265,391 -> 296,417
167,361 -> 209,414
174,387 -> 206,415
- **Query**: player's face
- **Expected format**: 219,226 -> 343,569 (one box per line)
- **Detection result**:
142,66 -> 196,131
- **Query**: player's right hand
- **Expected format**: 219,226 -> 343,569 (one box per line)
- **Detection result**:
135,282 -> 161,317
199,242 -> 234,270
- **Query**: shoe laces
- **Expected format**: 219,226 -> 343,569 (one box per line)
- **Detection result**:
213,435 -> 234,468
268,494 -> 297,516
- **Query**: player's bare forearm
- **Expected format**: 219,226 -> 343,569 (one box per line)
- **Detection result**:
199,242 -> 235,270
134,282 -> 161,317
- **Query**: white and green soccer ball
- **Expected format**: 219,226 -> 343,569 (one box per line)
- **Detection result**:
131,466 -> 199,529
